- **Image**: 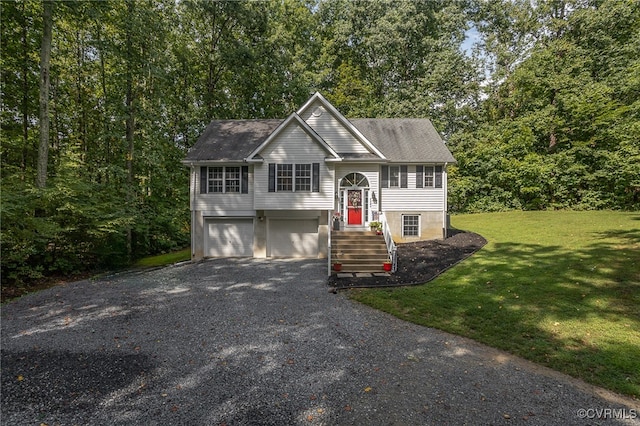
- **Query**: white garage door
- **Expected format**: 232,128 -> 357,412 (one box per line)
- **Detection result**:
268,219 -> 319,258
205,218 -> 253,257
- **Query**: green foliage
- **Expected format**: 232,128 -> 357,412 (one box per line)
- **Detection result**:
316,0 -> 479,132
133,248 -> 191,269
351,211 -> 640,397
450,0 -> 640,212
2,0 -> 638,290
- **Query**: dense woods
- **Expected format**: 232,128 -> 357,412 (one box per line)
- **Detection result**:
2,0 -> 639,287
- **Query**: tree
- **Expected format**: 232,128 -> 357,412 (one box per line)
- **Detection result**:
315,0 -> 479,134
450,0 -> 640,211
36,0 -> 53,189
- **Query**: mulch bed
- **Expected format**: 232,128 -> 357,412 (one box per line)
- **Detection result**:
327,230 -> 487,290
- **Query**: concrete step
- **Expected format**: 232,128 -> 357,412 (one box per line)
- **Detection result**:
331,231 -> 386,242
330,230 -> 391,273
331,252 -> 388,260
334,262 -> 392,273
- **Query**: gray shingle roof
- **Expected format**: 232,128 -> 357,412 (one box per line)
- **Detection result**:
184,117 -> 455,164
184,119 -> 282,162
350,118 -> 456,163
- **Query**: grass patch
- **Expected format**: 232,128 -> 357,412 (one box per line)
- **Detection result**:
350,211 -> 640,398
132,248 -> 191,268
2,248 -> 192,303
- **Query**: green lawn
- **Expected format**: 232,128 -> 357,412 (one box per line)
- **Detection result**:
133,248 -> 191,268
350,211 -> 640,398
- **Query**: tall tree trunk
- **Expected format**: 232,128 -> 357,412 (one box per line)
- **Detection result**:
76,29 -> 88,163
125,80 -> 135,260
96,23 -> 110,183
548,90 -> 558,151
125,0 -> 136,260
36,0 -> 53,189
21,1 -> 29,179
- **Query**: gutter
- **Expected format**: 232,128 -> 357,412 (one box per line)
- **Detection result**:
443,162 -> 448,237
190,162 -> 196,259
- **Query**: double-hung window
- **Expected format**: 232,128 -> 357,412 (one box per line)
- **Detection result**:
277,164 -> 293,191
416,165 -> 443,189
381,165 -> 408,188
269,163 -> 320,192
208,167 -> 224,193
402,215 -> 420,237
200,166 -> 248,194
389,166 -> 400,188
224,167 -> 241,193
424,166 -> 435,187
295,164 -> 312,191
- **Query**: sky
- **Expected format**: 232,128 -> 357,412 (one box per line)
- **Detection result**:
461,25 -> 481,56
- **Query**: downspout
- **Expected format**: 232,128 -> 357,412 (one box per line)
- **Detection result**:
443,162 -> 448,238
328,209 -> 332,276
190,163 -> 196,259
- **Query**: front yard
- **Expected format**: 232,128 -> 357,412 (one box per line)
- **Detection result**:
350,210 -> 640,398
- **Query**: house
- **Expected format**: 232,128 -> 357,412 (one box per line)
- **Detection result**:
183,92 -> 456,272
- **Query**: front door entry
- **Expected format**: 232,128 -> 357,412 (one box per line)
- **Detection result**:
347,189 -> 363,225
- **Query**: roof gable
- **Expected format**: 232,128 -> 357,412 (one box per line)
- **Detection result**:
245,113 -> 341,162
298,92 -> 386,160
183,92 -> 456,165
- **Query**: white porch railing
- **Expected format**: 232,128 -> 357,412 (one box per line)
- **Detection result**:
379,212 -> 397,273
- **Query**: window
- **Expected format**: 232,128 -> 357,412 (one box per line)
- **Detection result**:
277,164 -> 293,191
225,167 -> 241,193
201,166 -> 248,194
340,172 -> 369,188
295,164 -> 311,191
381,165 -> 407,188
416,165 -> 443,189
269,163 -> 319,192
389,166 -> 400,187
424,166 -> 434,187
402,215 -> 420,237
208,167 -> 223,193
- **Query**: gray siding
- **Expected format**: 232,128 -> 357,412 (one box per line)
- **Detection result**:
300,101 -> 370,154
380,165 -> 447,211
254,123 -> 335,210
192,165 -> 255,212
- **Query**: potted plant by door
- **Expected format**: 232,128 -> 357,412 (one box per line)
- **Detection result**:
333,212 -> 341,231
333,252 -> 343,272
383,260 -> 392,272
369,221 -> 381,233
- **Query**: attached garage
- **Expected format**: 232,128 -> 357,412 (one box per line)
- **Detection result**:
204,218 -> 254,257
268,218 -> 319,258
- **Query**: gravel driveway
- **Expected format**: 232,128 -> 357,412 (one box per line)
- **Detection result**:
2,259 -> 638,425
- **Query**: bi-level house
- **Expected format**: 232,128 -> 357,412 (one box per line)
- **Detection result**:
183,92 -> 456,273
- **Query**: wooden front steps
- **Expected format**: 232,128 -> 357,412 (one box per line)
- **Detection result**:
331,230 -> 390,273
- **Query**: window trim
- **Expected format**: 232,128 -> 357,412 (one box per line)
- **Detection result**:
224,166 -> 241,193
276,163 -> 293,192
416,165 -> 443,189
424,166 -> 435,188
200,166 -> 248,194
402,214 -> 421,237
295,163 -> 312,192
268,162 -> 320,193
389,166 -> 400,188
208,166 -> 224,193
382,165 -> 408,188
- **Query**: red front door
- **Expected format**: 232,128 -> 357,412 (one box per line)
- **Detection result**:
347,189 -> 363,225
